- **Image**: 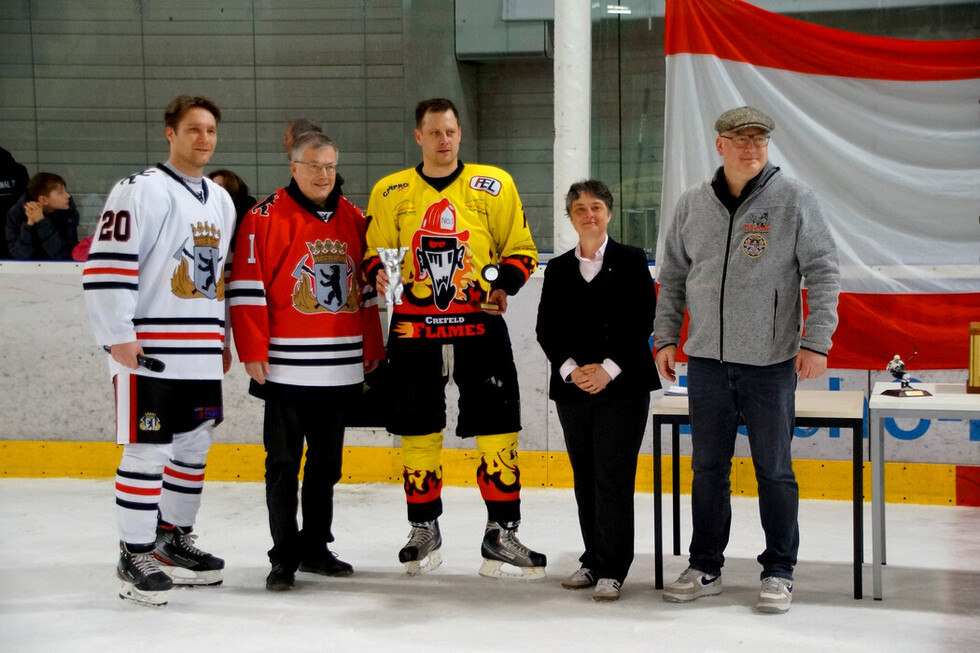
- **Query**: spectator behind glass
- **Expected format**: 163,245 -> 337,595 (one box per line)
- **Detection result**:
0,147 -> 29,258
208,169 -> 256,247
5,171 -> 79,260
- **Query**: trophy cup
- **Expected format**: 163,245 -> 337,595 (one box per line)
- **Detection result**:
377,247 -> 408,305
479,264 -> 500,311
881,349 -> 931,397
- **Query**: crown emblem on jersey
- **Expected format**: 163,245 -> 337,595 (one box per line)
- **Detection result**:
308,239 -> 348,264
192,222 -> 221,248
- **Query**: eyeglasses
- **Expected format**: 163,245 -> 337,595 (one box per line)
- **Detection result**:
720,134 -> 770,148
293,161 -> 337,175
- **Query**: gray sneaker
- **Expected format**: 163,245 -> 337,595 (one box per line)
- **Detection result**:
561,567 -> 596,590
756,576 -> 793,613
662,566 -> 722,602
592,578 -> 621,602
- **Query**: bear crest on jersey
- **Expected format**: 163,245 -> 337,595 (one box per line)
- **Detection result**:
171,221 -> 225,300
291,238 -> 358,314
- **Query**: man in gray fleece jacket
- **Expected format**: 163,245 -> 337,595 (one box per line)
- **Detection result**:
654,106 -> 840,614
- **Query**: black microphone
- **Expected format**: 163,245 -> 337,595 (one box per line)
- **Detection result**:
102,346 -> 166,373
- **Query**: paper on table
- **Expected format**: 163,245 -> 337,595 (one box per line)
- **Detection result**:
665,385 -> 688,396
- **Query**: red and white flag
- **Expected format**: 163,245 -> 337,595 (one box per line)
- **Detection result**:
660,0 -> 980,369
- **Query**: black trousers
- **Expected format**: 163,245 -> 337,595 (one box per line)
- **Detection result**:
385,319 -> 521,437
556,391 -> 650,584
263,386 -> 355,569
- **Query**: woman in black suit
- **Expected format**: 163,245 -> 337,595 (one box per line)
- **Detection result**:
535,179 -> 660,602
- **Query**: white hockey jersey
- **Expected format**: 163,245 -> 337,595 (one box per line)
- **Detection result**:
83,165 -> 237,381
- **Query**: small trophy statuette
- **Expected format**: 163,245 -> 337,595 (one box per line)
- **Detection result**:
479,264 -> 500,311
881,349 -> 931,397
377,247 -> 409,305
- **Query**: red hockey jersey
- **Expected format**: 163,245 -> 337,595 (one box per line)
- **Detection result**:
228,181 -> 383,387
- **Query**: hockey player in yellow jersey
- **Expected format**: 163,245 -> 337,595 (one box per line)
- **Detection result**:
363,98 -> 545,580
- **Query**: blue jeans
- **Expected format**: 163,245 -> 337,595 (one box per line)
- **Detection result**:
687,356 -> 799,581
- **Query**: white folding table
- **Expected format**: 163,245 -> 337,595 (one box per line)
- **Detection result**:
868,382 -> 980,599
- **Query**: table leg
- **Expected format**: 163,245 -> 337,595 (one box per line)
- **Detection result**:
852,419 -> 863,599
871,409 -> 885,600
653,417 -> 663,590
672,424 -> 681,557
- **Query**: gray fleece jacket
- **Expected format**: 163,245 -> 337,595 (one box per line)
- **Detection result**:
655,162 -> 840,366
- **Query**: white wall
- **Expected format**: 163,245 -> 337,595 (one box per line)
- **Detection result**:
0,261 -> 975,464
0,261 -> 555,454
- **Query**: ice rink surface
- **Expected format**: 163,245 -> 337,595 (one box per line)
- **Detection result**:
2,478 -> 978,652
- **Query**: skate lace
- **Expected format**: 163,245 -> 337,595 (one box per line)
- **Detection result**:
176,531 -> 207,557
498,529 -> 531,556
132,551 -> 162,575
406,523 -> 435,546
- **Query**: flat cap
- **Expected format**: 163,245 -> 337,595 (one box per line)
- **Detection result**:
714,106 -> 775,133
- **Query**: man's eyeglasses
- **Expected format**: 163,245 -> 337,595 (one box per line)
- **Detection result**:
720,134 -> 770,148
294,161 -> 337,175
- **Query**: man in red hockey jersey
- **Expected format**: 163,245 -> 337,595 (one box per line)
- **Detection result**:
228,130 -> 384,591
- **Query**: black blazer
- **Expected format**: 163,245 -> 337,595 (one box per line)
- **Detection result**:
536,238 -> 660,403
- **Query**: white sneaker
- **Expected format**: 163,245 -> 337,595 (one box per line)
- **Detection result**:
756,576 -> 793,613
592,578 -> 621,602
561,567 -> 596,590
662,566 -> 722,603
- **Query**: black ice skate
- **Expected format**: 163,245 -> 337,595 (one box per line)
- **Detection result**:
153,524 -> 224,586
479,521 -> 547,581
398,520 -> 442,575
118,541 -> 173,607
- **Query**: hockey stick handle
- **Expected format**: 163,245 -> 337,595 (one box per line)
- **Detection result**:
102,346 -> 166,373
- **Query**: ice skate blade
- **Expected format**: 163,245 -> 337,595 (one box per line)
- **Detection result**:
404,549 -> 442,576
478,559 -> 546,582
158,564 -> 223,586
119,581 -> 168,607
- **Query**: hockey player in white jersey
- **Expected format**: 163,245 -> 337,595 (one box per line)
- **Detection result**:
83,95 -> 237,607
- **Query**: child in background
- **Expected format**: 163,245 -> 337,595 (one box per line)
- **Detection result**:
5,172 -> 79,260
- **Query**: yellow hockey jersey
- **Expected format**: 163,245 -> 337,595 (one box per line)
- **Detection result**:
364,163 -> 537,340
